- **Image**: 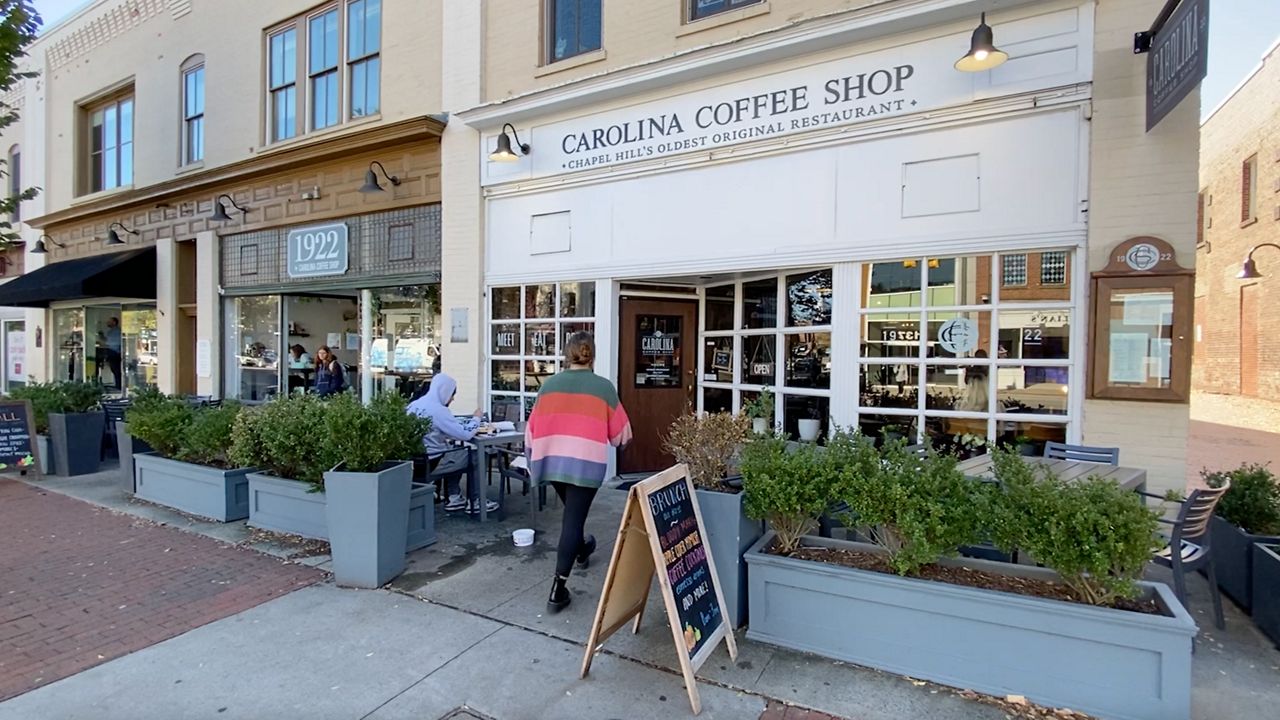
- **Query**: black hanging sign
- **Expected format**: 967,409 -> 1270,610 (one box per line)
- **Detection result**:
1144,0 -> 1209,132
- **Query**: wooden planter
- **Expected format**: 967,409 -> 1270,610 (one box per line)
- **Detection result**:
134,453 -> 252,522
745,533 -> 1196,720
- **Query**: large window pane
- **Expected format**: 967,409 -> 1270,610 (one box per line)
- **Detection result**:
491,360 -> 520,392
705,284 -> 734,332
524,284 -> 555,319
492,323 -> 520,356
558,282 -> 595,318
53,308 -> 85,383
782,394 -> 829,444
997,366 -> 1070,415
785,333 -> 830,389
861,312 -> 920,359
786,269 -> 832,327
927,311 -> 990,360
703,386 -> 732,414
858,412 -> 917,446
860,363 -> 919,408
491,287 -> 520,320
703,336 -> 733,383
233,296 -> 280,401
998,309 -> 1070,360
742,278 -> 777,330
525,322 -> 556,357
740,334 -> 776,386
865,260 -> 922,309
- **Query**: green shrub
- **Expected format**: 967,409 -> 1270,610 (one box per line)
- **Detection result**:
988,450 -> 1161,606
58,381 -> 104,413
229,393 -> 430,489
126,395 -> 195,459
663,411 -> 751,490
176,402 -> 242,468
837,439 -> 987,576
741,432 -> 842,554
1204,464 -> 1280,535
7,382 -> 63,433
742,387 -> 775,421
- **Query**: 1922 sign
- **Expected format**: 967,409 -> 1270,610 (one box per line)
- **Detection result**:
287,223 -> 349,278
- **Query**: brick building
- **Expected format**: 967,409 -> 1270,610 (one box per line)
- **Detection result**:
1195,39 -> 1280,407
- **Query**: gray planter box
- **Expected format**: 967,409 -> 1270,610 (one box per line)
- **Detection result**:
696,487 -> 762,628
324,462 -> 413,589
134,453 -> 252,522
1252,543 -> 1280,649
1208,514 -> 1280,613
48,411 -> 105,477
406,481 -> 437,552
247,473 -> 328,540
115,421 -> 154,494
745,533 -> 1196,720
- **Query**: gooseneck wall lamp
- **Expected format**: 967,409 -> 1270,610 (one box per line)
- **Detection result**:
1237,243 -> 1280,280
489,123 -> 530,162
29,234 -> 65,254
210,194 -> 251,222
104,222 -> 139,246
954,13 -> 1009,72
359,160 -> 402,193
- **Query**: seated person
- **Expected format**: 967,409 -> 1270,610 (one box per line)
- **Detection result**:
407,372 -> 499,515
288,344 -> 312,369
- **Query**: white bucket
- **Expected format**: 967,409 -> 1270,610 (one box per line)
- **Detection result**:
512,528 -> 535,547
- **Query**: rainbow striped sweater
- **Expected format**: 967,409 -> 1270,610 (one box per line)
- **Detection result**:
525,369 -> 633,489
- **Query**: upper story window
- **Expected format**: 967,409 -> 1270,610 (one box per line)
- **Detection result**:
85,93 -> 134,194
1039,251 -> 1068,285
1242,154 -> 1258,224
267,1 -> 382,145
546,0 -> 601,64
181,56 -> 205,165
1001,253 -> 1027,287
7,146 -> 19,224
688,0 -> 764,22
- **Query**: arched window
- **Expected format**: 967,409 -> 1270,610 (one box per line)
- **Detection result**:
181,54 -> 205,165
7,145 -> 19,224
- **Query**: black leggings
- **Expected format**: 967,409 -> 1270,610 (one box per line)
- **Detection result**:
553,482 -> 598,577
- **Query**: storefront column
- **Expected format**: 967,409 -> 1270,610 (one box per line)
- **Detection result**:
195,231 -> 221,399
597,279 -> 619,480
155,238 -> 180,395
829,262 -> 860,430
360,288 -> 374,404
24,247 -> 47,383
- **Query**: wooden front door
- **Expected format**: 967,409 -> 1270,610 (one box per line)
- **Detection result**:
618,298 -> 698,474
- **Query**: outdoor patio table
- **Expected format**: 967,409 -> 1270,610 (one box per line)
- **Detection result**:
467,429 -> 526,522
955,454 -> 1148,494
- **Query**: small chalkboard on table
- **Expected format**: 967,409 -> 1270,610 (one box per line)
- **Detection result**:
0,399 -> 41,479
581,464 -> 736,715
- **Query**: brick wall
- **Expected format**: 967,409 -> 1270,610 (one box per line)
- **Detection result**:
1195,41 -> 1280,400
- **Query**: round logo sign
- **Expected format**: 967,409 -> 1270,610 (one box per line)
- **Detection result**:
938,318 -> 979,355
1124,243 -> 1161,272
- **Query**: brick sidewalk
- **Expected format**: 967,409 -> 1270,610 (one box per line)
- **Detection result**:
0,479 -> 322,702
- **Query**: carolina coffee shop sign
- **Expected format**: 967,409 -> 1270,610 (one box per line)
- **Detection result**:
494,31 -> 983,184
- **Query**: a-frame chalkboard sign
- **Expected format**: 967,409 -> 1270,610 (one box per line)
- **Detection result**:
0,399 -> 41,479
580,464 -> 737,715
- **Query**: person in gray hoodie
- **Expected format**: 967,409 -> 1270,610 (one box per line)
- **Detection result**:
407,373 -> 499,515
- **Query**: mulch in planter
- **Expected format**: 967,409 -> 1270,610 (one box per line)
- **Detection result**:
784,545 -> 1160,615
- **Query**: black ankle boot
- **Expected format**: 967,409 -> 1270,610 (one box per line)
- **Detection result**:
547,574 -> 571,613
576,535 -> 597,569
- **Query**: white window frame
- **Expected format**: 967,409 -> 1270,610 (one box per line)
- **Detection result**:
181,57 -> 205,165
83,93 -> 134,195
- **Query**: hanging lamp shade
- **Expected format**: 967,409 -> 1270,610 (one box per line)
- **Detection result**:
955,13 -> 1009,72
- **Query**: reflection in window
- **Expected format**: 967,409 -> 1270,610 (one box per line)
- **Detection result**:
786,269 -> 832,326
742,278 -> 777,329
53,308 -> 86,383
785,333 -> 830,389
369,285 -> 440,399
741,335 -> 776,385
232,296 -> 280,401
547,0 -> 602,63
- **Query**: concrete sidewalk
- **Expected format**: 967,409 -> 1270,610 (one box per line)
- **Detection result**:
16,466 -> 1280,720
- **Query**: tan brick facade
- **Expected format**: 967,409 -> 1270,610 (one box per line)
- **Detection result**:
1195,41 -> 1280,401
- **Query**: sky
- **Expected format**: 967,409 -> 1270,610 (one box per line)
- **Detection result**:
27,0 -> 1280,121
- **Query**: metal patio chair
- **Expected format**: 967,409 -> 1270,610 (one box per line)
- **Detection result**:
493,446 -> 546,529
100,398 -> 130,461
1144,482 -> 1231,630
1044,441 -> 1120,465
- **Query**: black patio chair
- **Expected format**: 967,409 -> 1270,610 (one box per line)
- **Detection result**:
493,446 -> 546,529
1144,482 -> 1231,630
1044,441 -> 1120,465
100,398 -> 130,461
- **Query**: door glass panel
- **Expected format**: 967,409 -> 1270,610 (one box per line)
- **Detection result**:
121,304 -> 157,393
634,314 -> 682,388
5,321 -> 26,390
86,305 -> 123,391
370,285 -> 440,398
233,296 -> 280,401
53,308 -> 85,383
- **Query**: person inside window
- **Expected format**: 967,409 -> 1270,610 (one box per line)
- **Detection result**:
407,373 -> 499,515
94,317 -> 123,390
288,344 -> 312,368
312,346 -> 345,396
956,350 -> 990,413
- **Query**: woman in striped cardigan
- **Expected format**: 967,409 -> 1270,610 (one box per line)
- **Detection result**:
525,332 -> 632,613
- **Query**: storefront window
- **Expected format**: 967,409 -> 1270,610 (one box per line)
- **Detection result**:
700,268 -> 833,442
120,305 -> 158,392
4,320 -> 25,391
489,282 -> 596,420
857,251 -> 1075,455
230,296 -> 280,401
368,285 -> 440,399
52,308 -> 85,383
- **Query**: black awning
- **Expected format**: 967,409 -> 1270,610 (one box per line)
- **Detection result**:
0,248 -> 157,307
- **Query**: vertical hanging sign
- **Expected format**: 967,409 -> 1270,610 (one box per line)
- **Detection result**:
1145,0 -> 1209,132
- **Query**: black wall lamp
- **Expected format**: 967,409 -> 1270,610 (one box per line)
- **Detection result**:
489,123 -> 530,162
359,160 -> 401,193
1237,243 -> 1280,280
29,234 -> 64,254
104,222 -> 139,246
954,12 -> 1008,72
210,194 -> 250,222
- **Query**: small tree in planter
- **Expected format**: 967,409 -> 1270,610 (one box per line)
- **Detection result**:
24,381 -> 105,477
743,388 -> 775,434
741,432 -> 839,555
1202,464 -> 1280,613
664,410 -> 755,626
128,397 -> 250,522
